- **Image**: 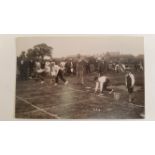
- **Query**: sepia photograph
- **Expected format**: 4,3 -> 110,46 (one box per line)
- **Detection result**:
15,36 -> 144,119
1,1 -> 155,155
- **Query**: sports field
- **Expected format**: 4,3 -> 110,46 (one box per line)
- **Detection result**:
16,72 -> 144,119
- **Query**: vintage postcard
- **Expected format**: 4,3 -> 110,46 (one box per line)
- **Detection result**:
15,36 -> 144,119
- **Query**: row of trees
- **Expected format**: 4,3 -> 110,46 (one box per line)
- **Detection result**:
18,43 -> 144,65
19,43 -> 53,60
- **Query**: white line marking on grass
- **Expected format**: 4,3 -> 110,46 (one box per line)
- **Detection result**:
27,90 -> 77,100
46,85 -> 98,98
24,94 -> 53,100
17,109 -> 41,115
45,85 -> 114,101
45,85 -> 85,93
129,103 -> 144,108
68,87 -> 90,93
16,96 -> 61,119
70,88 -> 86,92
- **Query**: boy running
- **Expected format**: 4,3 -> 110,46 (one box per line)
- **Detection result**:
53,62 -> 68,86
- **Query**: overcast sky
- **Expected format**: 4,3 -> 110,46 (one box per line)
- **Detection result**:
16,36 -> 144,57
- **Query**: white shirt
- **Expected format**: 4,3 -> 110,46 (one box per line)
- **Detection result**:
21,60 -> 24,65
95,76 -> 107,92
125,73 -> 135,87
60,61 -> 66,70
35,62 -> 44,73
35,62 -> 41,70
45,61 -> 51,73
53,65 -> 60,75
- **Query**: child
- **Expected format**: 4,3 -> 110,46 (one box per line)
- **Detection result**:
53,62 -> 68,86
50,62 -> 56,82
35,60 -> 45,84
45,60 -> 51,77
125,70 -> 135,103
94,76 -> 113,95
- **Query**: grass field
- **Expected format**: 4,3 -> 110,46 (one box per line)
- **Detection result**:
15,71 -> 144,119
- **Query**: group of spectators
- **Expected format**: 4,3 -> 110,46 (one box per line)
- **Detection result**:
17,52 -> 143,84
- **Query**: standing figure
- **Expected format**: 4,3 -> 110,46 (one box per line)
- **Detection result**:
19,58 -> 25,80
98,59 -> 108,76
85,61 -> 91,74
45,60 -> 51,77
65,59 -> 74,76
76,56 -> 86,85
115,63 -> 120,73
60,60 -> 66,75
70,60 -> 74,75
19,57 -> 29,80
35,59 -> 45,84
50,62 -> 56,82
139,61 -> 144,71
28,59 -> 35,78
125,70 -> 135,103
24,58 -> 29,80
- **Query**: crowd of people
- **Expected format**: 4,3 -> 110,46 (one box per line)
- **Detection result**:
17,51 -> 143,103
17,52 -> 143,80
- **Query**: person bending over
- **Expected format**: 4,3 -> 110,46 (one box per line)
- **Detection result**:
94,76 -> 113,95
